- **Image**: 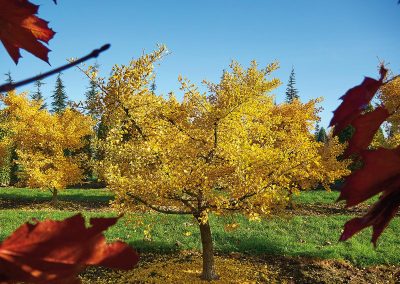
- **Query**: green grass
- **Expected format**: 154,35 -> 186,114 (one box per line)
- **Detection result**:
0,208 -> 398,267
0,187 -> 397,267
292,189 -> 378,205
0,187 -> 375,206
0,187 -> 114,203
292,190 -> 340,204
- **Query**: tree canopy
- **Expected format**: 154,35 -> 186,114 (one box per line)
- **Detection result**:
87,46 -> 350,279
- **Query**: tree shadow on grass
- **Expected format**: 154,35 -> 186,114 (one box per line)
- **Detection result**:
213,232 -> 347,264
0,190 -> 113,210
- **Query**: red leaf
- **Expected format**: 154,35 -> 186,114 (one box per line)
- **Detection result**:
340,190 -> 400,246
0,214 -> 139,283
344,106 -> 390,157
330,67 -> 387,135
0,0 -> 55,64
338,147 -> 400,207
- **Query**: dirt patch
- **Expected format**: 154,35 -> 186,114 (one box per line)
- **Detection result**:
284,203 -> 370,216
79,252 -> 400,283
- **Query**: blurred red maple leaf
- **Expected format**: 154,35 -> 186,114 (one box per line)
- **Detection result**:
0,214 -> 139,283
330,67 -> 400,245
331,66 -> 387,137
0,0 -> 55,64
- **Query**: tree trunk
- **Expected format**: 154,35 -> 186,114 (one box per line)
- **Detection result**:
286,190 -> 296,209
50,188 -> 58,204
198,218 -> 219,281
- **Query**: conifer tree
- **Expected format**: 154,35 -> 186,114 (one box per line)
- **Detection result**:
84,64 -> 99,118
150,80 -> 156,95
51,73 -> 67,113
285,67 -> 299,102
31,78 -> 47,109
83,65 -> 100,182
317,127 -> 328,143
314,122 -> 320,140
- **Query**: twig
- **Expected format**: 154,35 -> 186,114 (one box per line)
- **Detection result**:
0,44 -> 111,93
383,74 -> 400,86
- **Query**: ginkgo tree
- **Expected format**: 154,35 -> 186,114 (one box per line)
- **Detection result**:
90,46 -> 350,280
0,90 -> 94,203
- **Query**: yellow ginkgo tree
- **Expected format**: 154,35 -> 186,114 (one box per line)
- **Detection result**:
374,74 -> 400,148
91,46 -> 349,280
0,91 -> 94,203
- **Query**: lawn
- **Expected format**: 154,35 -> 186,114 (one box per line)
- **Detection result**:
0,187 -> 398,267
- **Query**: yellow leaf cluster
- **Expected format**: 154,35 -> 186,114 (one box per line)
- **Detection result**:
378,75 -> 400,148
95,47 -> 349,220
0,92 -> 94,190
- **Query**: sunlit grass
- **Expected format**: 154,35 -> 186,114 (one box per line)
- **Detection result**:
292,189 -> 378,205
0,208 -> 398,267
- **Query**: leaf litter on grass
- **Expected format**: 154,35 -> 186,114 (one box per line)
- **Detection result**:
79,251 -> 400,284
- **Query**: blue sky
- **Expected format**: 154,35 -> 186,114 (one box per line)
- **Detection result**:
1,0 -> 399,128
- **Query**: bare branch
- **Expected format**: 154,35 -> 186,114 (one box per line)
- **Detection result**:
383,74 -> 400,86
74,64 -> 109,96
0,44 -> 111,93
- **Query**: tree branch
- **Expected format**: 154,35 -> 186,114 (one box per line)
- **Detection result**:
231,153 -> 320,205
159,113 -> 206,144
0,44 -> 111,93
73,63 -> 110,96
126,193 -> 193,215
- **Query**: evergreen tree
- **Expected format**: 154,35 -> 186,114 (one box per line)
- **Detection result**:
84,80 -> 98,116
150,80 -> 156,95
84,64 -> 99,117
314,122 -> 320,140
317,127 -> 328,143
31,78 -> 47,109
51,73 -> 67,113
285,67 -> 299,103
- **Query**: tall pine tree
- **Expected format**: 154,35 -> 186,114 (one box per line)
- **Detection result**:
51,73 -> 67,113
285,67 -> 299,103
84,64 -> 99,118
314,122 -> 320,140
316,127 -> 328,143
150,79 -> 156,95
31,78 -> 47,109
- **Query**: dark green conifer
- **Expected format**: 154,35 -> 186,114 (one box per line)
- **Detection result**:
31,78 -> 47,109
317,127 -> 328,143
51,73 -> 67,113
85,64 -> 99,117
285,67 -> 299,103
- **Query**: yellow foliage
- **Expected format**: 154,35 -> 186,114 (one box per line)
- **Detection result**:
378,75 -> 400,148
0,92 -> 94,190
0,136 -> 12,168
94,46 -> 349,220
